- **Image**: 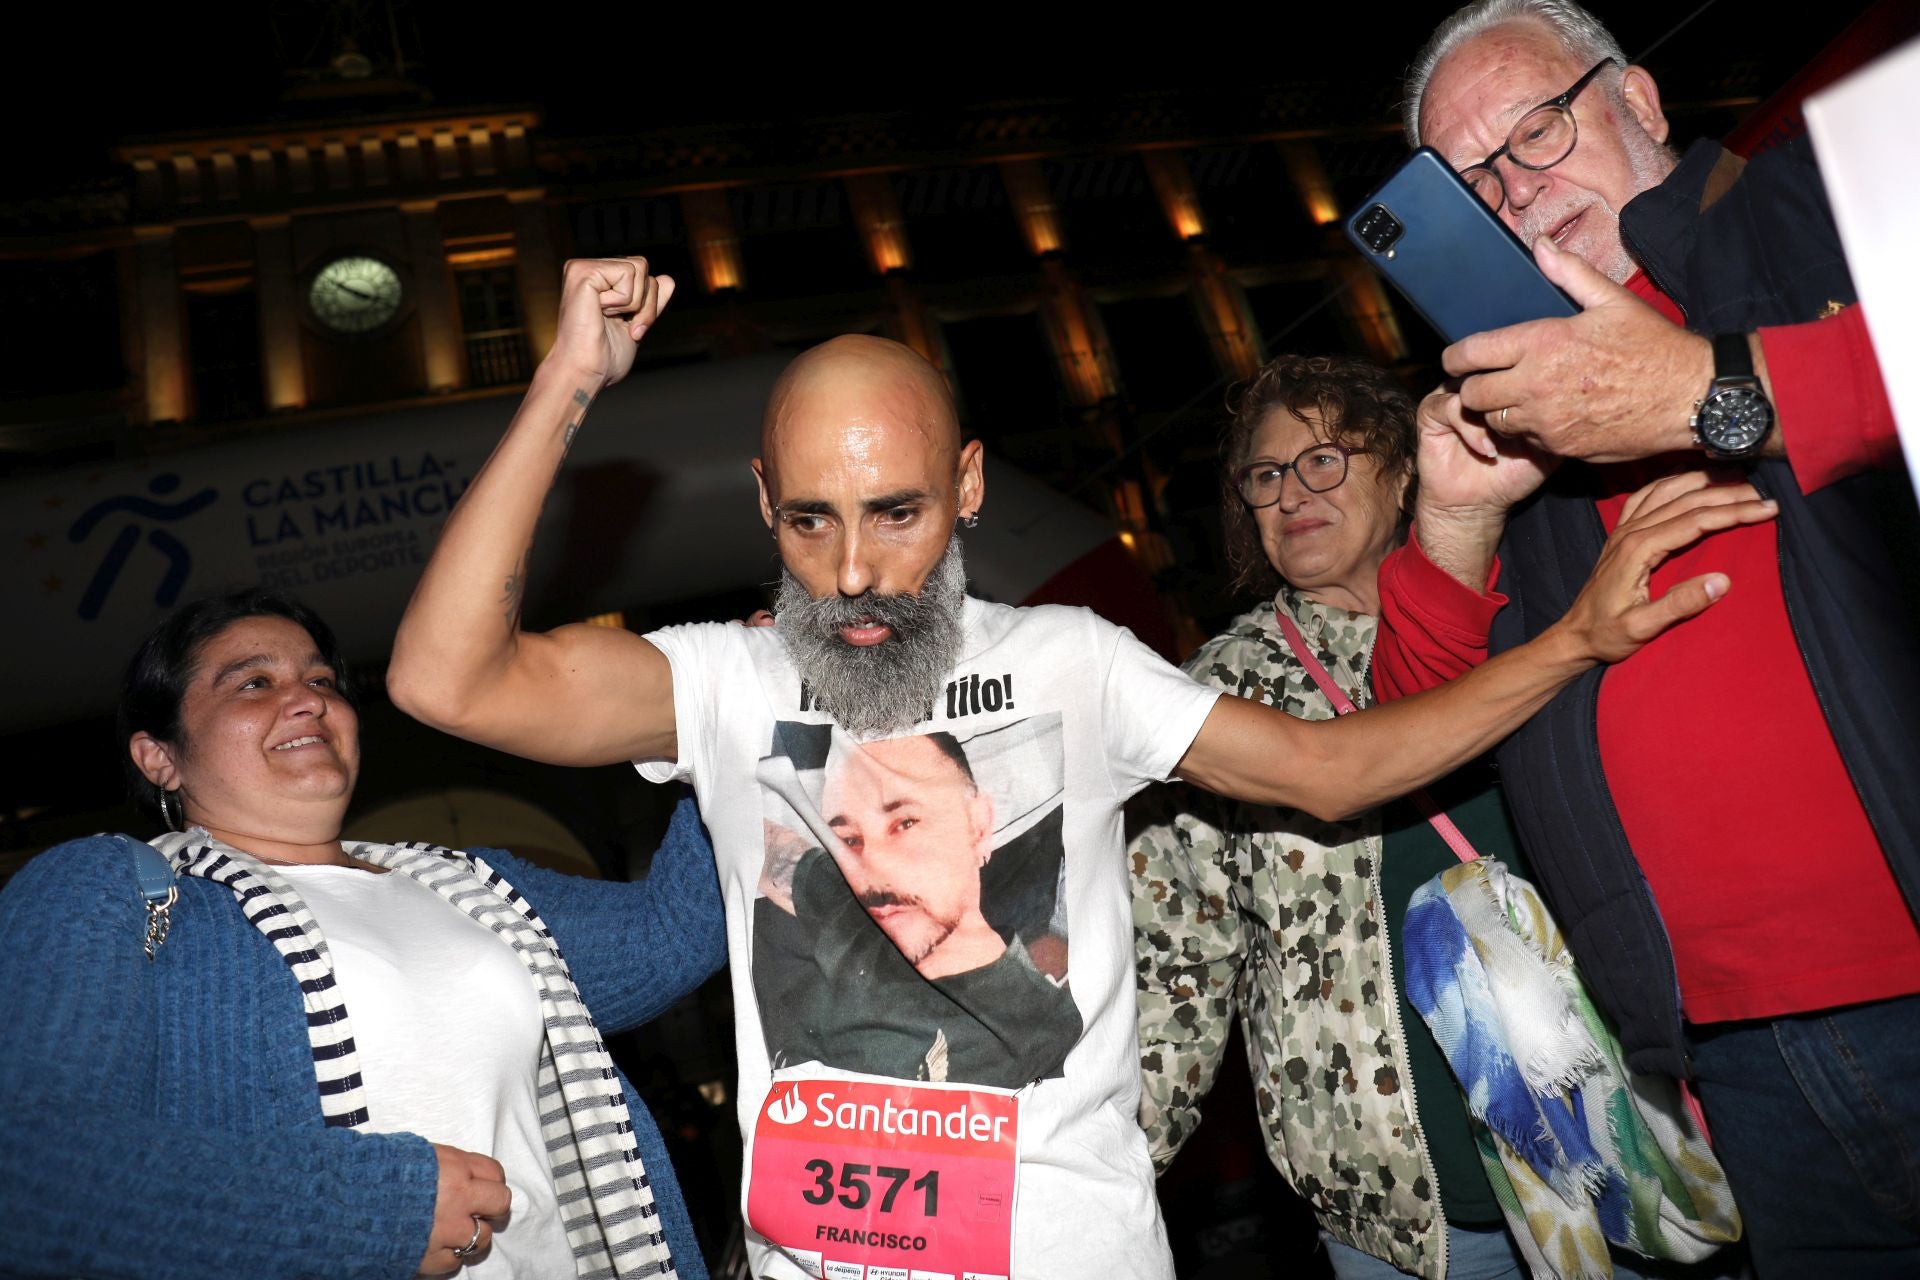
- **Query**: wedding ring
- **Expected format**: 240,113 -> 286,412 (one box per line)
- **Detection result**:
452,1217 -> 483,1260
1499,406 -> 1512,430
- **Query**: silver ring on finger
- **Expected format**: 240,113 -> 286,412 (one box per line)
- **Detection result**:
452,1216 -> 484,1260
1499,406 -> 1511,431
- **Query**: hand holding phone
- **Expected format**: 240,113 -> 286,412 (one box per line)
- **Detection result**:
1345,148 -> 1578,344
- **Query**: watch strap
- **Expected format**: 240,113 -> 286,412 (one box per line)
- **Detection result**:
1712,331 -> 1754,381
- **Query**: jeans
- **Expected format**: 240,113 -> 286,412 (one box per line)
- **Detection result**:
1319,1223 -> 1737,1278
1322,1224 -> 1529,1279
1687,992 -> 1920,1278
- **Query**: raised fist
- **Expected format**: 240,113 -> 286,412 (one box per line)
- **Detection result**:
546,256 -> 677,389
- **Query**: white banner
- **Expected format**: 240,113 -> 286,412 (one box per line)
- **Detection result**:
4,356 -> 1112,733
1806,34 -> 1920,494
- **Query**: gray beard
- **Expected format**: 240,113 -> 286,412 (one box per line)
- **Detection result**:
774,535 -> 968,737
1513,107 -> 1676,285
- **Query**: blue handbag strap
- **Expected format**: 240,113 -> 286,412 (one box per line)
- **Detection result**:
127,838 -> 177,906
114,835 -> 179,959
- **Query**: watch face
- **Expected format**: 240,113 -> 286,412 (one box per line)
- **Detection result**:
308,255 -> 404,334
1698,385 -> 1774,456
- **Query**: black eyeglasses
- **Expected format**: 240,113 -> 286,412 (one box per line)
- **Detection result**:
1233,444 -> 1365,508
1458,59 -> 1618,213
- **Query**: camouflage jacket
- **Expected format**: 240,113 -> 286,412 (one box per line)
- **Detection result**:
1131,586 -> 1445,1277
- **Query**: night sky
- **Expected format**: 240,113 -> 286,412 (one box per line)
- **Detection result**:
8,0 -> 1884,197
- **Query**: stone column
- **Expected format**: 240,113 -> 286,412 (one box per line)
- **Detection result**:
843,173 -> 947,371
1277,141 -> 1343,228
1000,161 -> 1120,409
1278,141 -> 1408,364
844,174 -> 911,274
1141,150 -> 1207,241
1139,148 -> 1261,379
681,188 -> 745,294
133,226 -> 186,424
401,199 -> 463,392
1188,245 -> 1262,379
999,159 -> 1065,257
509,189 -> 560,359
1034,258 -> 1121,411
882,275 -> 946,372
1335,258 -> 1411,365
250,215 -> 307,411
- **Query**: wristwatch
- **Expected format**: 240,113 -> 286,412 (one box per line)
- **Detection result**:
1690,332 -> 1775,460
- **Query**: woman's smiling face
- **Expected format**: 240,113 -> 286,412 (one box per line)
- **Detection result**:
145,614 -> 361,837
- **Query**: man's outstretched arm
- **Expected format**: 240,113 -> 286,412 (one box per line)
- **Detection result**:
1176,473 -> 1778,821
388,258 -> 680,767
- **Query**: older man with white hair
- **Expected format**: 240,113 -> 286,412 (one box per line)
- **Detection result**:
1372,2 -> 1920,1273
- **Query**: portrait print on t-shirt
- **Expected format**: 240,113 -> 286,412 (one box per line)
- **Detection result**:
751,712 -> 1083,1089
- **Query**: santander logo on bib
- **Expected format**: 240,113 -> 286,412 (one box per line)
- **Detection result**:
749,1077 -> 1020,1280
759,1080 -> 1015,1147
767,1085 -> 808,1126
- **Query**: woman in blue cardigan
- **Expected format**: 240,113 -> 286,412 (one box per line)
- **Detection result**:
0,588 -> 727,1279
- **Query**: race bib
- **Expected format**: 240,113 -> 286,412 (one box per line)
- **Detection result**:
747,1074 -> 1020,1280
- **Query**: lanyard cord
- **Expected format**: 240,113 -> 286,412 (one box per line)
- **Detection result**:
1273,608 -> 1481,864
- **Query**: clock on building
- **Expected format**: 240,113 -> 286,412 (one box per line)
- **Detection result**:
307,254 -> 404,334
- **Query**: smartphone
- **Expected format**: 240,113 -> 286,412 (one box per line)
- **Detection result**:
1344,147 -> 1578,344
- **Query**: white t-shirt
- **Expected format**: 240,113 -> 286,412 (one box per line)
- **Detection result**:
279,864 -> 575,1280
640,598 -> 1220,1279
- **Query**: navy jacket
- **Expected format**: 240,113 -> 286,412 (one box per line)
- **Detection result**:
1486,136 -> 1920,1077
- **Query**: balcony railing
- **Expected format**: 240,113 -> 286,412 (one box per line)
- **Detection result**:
464,328 -> 532,388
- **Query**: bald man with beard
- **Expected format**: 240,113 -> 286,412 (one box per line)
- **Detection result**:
389,257 -> 1775,1280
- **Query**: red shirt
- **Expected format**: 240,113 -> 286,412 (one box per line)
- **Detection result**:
1374,283 -> 1920,1024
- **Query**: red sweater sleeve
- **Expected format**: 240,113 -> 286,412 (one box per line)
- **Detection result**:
1371,527 -> 1509,702
1763,304 -> 1899,494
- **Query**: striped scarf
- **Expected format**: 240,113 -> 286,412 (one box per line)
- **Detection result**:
150,829 -> 677,1280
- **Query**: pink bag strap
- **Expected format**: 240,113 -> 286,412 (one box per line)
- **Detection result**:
1274,610 -> 1482,864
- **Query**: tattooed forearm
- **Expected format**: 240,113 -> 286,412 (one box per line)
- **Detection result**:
561,387 -> 593,452
501,550 -> 529,632
550,386 -> 596,495
503,389 -> 588,632
552,387 -> 595,489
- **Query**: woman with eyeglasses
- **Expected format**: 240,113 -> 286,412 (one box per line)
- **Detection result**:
1131,354 -> 1664,1279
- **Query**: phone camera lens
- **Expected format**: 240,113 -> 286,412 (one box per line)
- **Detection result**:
1356,204 -> 1403,255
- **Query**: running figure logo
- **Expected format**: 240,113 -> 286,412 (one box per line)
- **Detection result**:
66,474 -> 219,621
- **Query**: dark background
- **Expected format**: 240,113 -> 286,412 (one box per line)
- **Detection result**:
1,1 -> 1899,1272
9,2 -> 1870,191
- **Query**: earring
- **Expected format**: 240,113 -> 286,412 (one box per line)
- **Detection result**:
159,788 -> 183,834
960,512 -> 980,529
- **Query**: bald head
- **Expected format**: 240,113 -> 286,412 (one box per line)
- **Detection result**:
763,335 -> 962,471
751,333 -> 984,604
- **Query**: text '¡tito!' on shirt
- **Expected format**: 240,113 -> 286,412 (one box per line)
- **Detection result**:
799,672 -> 1018,722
